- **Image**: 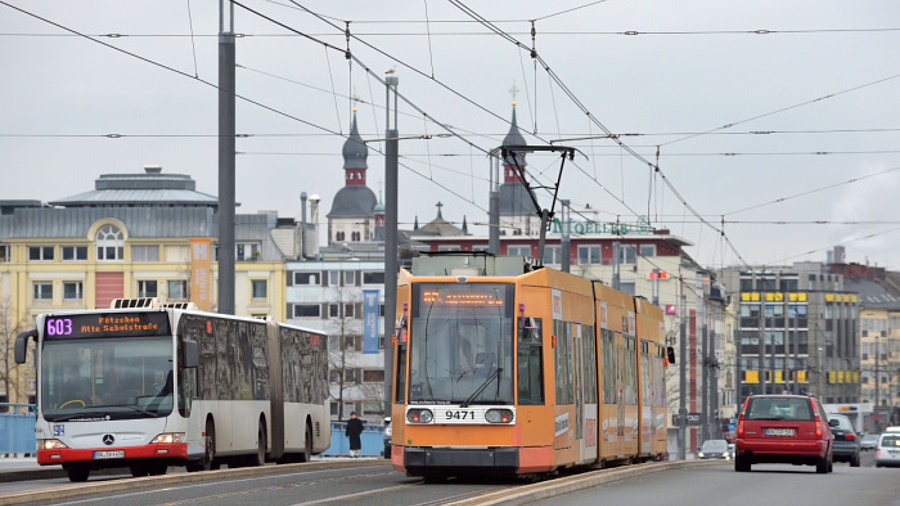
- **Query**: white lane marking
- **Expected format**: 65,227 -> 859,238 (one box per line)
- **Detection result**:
289,483 -> 419,505
49,466 -> 386,505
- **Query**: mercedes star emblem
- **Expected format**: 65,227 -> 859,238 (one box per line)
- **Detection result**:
102,434 -> 115,446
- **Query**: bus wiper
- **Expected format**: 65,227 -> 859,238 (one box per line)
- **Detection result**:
94,404 -> 158,417
460,368 -> 502,408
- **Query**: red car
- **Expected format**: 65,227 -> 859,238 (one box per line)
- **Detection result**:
734,394 -> 833,473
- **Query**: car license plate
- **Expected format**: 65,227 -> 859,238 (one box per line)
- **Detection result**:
93,450 -> 124,459
765,428 -> 795,437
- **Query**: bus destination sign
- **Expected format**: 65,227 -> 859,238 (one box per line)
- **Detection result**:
44,312 -> 171,339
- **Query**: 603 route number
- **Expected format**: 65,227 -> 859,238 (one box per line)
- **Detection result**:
445,410 -> 476,421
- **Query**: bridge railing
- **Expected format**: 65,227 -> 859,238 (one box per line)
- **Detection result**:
0,403 -> 36,455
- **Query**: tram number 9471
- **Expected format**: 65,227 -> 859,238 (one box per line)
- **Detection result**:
445,410 -> 476,421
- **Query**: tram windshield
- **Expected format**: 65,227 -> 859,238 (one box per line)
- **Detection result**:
408,283 -> 515,405
40,336 -> 174,421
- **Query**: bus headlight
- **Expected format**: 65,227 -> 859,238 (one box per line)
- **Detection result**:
407,409 -> 434,424
485,409 -> 514,423
39,439 -> 68,450
151,432 -> 186,444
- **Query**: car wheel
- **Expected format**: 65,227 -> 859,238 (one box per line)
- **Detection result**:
734,455 -> 750,472
816,455 -> 829,474
850,454 -> 860,468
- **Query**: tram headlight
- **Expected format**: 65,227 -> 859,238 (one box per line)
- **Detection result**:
39,438 -> 68,450
485,409 -> 514,424
151,432 -> 186,444
407,409 -> 434,424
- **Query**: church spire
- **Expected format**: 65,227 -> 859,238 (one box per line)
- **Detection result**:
501,101 -> 526,182
342,108 -> 368,185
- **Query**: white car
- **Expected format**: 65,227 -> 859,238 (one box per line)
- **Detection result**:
876,432 -> 900,468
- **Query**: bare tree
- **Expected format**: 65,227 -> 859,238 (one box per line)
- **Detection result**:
0,296 -> 27,407
326,285 -> 362,421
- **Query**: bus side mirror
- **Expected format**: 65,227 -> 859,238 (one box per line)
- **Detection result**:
667,346 -> 676,365
14,329 -> 35,364
182,340 -> 199,368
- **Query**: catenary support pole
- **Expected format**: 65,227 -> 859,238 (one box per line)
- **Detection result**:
217,0 -> 235,315
383,74 -> 399,417
678,279 -> 687,460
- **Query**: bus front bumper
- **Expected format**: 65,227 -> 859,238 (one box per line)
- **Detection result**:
38,443 -> 188,465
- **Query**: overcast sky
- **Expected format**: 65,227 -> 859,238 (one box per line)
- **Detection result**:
2,1 -> 899,270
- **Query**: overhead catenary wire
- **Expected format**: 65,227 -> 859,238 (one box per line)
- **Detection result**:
446,0 -> 752,269
0,1 -> 342,137
185,0 -> 199,78
661,72 -> 900,147
0,1 -> 494,221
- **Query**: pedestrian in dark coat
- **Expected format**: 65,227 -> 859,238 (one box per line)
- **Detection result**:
346,412 -> 364,457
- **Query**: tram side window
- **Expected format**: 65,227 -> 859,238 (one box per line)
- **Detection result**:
624,336 -> 637,405
601,329 -> 617,404
582,325 -> 597,404
517,317 -> 544,405
553,320 -> 573,405
395,345 -> 407,403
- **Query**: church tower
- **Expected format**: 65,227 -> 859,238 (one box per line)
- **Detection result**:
498,102 -> 540,235
327,109 -> 378,243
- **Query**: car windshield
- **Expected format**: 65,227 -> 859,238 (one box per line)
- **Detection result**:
40,336 -> 174,421
745,397 -> 813,421
828,416 -> 853,430
881,435 -> 900,447
701,440 -> 728,451
862,435 -> 878,442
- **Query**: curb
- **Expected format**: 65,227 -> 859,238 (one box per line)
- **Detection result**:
0,466 -> 123,484
0,460 -> 391,506
447,459 -> 726,506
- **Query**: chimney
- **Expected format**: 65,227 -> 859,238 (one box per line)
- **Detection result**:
299,192 -> 308,259
309,194 -> 321,257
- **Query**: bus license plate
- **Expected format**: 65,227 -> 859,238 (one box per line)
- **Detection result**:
765,428 -> 795,437
93,450 -> 124,459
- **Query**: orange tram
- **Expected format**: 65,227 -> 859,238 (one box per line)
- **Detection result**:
388,255 -> 669,478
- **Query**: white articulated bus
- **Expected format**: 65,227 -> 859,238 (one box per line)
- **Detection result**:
14,299 -> 330,482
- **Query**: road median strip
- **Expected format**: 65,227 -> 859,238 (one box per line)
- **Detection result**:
447,459 -> 724,506
0,460 -> 391,506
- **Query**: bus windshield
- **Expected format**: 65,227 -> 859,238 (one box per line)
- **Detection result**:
41,336 -> 174,421
408,283 -> 515,405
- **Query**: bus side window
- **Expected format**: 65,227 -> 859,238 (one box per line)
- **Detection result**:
517,317 -> 544,405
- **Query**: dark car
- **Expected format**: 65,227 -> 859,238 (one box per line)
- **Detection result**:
698,439 -> 731,460
734,394 -> 833,473
860,434 -> 879,451
827,413 -> 860,467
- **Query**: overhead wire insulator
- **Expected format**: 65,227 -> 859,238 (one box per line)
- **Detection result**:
344,21 -> 351,60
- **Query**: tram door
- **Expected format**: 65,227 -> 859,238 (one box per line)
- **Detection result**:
579,323 -> 598,463
616,333 -> 625,456
639,339 -> 652,455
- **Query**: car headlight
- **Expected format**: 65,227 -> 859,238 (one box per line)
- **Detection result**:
485,409 -> 514,423
698,451 -> 704,458
151,432 -> 186,444
39,438 -> 68,450
407,409 -> 433,424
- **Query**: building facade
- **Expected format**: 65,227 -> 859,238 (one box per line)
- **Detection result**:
718,262 -> 861,408
0,166 -> 288,405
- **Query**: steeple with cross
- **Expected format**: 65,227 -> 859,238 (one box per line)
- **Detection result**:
508,80 -> 520,106
501,81 -> 526,183
435,201 -> 443,219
